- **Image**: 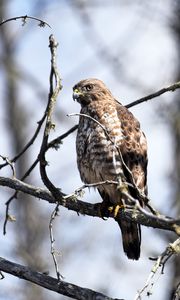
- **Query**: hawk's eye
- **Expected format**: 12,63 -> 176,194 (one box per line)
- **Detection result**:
84,84 -> 93,91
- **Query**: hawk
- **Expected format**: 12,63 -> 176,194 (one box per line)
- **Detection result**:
73,78 -> 148,260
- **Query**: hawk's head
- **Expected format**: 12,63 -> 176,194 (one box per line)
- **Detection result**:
73,78 -> 112,106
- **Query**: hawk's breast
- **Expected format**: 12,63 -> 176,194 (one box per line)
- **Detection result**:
76,103 -> 124,184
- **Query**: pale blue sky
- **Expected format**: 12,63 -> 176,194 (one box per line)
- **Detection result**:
0,1 -> 177,299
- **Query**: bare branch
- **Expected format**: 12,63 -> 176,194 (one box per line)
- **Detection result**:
0,176 -> 179,234
126,81 -> 180,108
38,34 -> 63,281
134,238 -> 180,300
0,15 -> 51,28
39,34 -> 62,200
0,257 -> 121,300
0,156 -> 16,177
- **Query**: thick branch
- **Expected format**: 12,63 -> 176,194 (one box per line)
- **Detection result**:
0,257 -> 121,300
0,176 -> 179,233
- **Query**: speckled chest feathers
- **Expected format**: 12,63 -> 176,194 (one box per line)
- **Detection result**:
76,98 -> 124,185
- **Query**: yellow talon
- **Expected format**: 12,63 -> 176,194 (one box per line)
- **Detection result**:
114,204 -> 125,218
108,204 -> 125,218
114,205 -> 120,218
95,202 -> 125,220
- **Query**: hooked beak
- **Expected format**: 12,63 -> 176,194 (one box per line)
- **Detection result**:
73,88 -> 83,101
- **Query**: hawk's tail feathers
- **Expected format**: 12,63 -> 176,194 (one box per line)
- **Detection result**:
117,219 -> 141,260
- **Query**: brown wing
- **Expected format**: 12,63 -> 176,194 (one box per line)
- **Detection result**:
114,101 -> 148,260
116,101 -> 148,198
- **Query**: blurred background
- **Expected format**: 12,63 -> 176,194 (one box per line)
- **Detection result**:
0,0 -> 179,299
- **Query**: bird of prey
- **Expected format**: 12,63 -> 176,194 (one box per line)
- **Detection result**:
73,78 -> 148,260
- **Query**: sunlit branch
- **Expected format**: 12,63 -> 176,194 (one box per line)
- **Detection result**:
0,176 -> 179,234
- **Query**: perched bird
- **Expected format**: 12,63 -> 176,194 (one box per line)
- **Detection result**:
73,78 -> 148,260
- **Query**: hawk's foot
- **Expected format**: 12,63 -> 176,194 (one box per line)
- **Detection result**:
108,204 -> 125,218
94,202 -> 125,220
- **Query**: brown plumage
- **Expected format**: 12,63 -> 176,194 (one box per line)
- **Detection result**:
73,78 -> 148,260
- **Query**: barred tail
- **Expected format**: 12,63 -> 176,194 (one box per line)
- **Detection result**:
117,219 -> 141,260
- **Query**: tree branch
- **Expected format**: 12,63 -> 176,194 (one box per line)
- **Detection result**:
0,257 -> 122,300
39,34 -> 62,199
0,176 -> 179,234
37,35 -> 63,280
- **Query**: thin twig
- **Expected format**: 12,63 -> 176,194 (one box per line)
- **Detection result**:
134,238 -> 180,300
49,204 -> 63,281
0,15 -> 51,28
3,193 -> 17,235
63,180 -> 134,200
0,156 -> 16,177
